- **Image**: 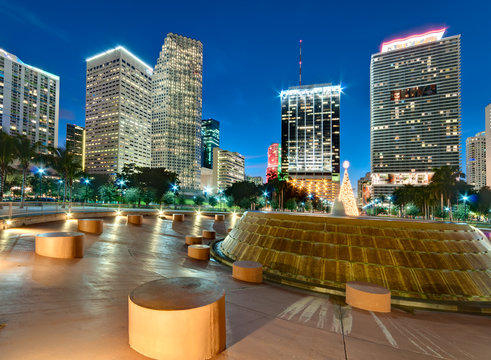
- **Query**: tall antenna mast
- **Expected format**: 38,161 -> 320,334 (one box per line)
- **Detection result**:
299,39 -> 302,86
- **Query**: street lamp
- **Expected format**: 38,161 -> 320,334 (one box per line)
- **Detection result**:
462,195 -> 469,220
83,178 -> 90,205
117,179 -> 126,204
37,168 -> 45,201
387,196 -> 392,216
171,184 -> 178,209
57,179 -> 63,203
263,191 -> 269,209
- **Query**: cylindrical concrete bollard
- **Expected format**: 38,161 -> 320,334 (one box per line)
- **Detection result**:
128,215 -> 143,225
186,235 -> 203,245
78,219 -> 103,234
202,230 -> 216,240
188,245 -> 211,260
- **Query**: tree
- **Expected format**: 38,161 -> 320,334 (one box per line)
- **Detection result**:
47,147 -> 82,207
98,184 -> 117,203
125,188 -> 141,207
141,189 -> 156,206
208,196 -> 218,207
14,135 -> 40,208
431,166 -> 463,221
193,195 -> 205,206
475,187 -> 491,219
0,132 -> 16,204
162,191 -> 175,205
225,181 -> 259,207
285,198 -> 297,211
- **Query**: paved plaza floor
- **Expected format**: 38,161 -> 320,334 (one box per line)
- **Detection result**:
0,215 -> 489,359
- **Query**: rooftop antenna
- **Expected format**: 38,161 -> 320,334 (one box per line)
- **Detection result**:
299,39 -> 302,86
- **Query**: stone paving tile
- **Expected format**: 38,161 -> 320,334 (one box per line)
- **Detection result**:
0,217 -> 490,359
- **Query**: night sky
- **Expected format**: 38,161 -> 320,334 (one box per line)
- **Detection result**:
1,0 -> 490,183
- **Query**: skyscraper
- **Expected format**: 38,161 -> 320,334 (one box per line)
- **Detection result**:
66,124 -> 85,170
280,84 -> 340,201
267,143 -> 279,181
85,46 -> 152,175
202,118 -> 220,169
0,48 -> 59,152
466,131 -> 486,190
370,29 -> 461,196
152,33 -> 203,190
212,148 -> 245,192
485,103 -> 491,188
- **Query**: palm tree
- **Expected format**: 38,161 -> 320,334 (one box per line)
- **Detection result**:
14,135 -> 40,208
431,166 -> 463,221
0,132 -> 16,206
47,147 -> 82,208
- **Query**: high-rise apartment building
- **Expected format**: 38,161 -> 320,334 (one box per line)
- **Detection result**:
280,84 -> 340,201
152,33 -> 203,190
85,46 -> 152,175
202,118 -> 220,169
0,49 -> 59,152
370,29 -> 461,196
212,147 -> 245,192
485,103 -> 491,188
246,175 -> 263,186
66,124 -> 85,170
466,131 -> 486,190
267,143 -> 279,181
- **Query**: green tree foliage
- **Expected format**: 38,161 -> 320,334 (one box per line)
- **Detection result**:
285,198 -> 297,211
0,132 -> 16,203
208,196 -> 218,207
162,191 -> 175,205
14,135 -> 40,207
125,188 -> 141,207
98,184 -> 117,203
225,181 -> 259,207
194,195 -> 205,205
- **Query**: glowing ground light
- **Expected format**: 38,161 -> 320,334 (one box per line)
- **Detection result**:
6,220 -> 12,225
196,211 -> 201,217
66,213 -> 72,219
116,210 -> 122,216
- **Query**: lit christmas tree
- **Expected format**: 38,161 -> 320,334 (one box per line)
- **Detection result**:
338,161 -> 359,216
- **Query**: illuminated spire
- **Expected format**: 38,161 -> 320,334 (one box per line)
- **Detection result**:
338,161 -> 359,216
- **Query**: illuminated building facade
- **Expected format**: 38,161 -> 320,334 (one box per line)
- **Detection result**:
280,84 -> 340,201
85,46 -> 152,175
267,143 -> 279,181
246,175 -> 263,186
202,118 -> 219,169
212,147 -> 245,192
152,33 -> 203,190
66,124 -> 85,170
357,172 -> 372,206
466,131 -> 486,190
485,104 -> 491,188
0,49 -> 59,153
371,29 -> 461,196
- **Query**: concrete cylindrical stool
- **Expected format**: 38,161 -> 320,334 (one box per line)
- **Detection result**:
35,232 -> 84,259
202,230 -> 216,240
215,214 -> 225,221
173,214 -> 184,222
186,235 -> 203,246
346,281 -> 391,313
232,261 -> 263,283
78,219 -> 103,234
127,215 -> 143,225
188,245 -> 210,260
129,277 -> 226,360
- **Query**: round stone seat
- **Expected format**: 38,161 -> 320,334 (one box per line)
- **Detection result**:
128,277 -> 226,360
202,230 -> 216,240
173,214 -> 184,222
35,232 -> 84,259
185,235 -> 203,245
127,215 -> 143,225
188,245 -> 210,260
345,281 -> 391,313
77,219 -> 103,234
232,261 -> 263,283
215,214 -> 225,221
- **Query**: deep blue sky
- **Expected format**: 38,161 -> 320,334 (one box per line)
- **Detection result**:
1,0 -> 490,183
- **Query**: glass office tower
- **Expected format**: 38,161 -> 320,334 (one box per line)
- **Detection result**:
370,29 -> 461,196
202,118 -> 220,169
280,84 -> 341,201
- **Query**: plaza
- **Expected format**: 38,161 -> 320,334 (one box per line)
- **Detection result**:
0,213 -> 489,359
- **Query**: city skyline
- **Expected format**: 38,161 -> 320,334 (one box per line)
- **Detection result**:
1,0 -> 490,183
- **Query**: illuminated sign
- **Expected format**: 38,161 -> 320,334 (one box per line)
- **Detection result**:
381,28 -> 446,53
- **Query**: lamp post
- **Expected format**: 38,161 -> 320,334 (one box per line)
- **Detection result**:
83,178 -> 90,205
172,184 -> 178,209
387,196 -> 392,217
462,195 -> 469,220
263,191 -> 269,210
117,179 -> 126,205
218,189 -> 224,211
37,168 -> 45,201
57,179 -> 63,203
